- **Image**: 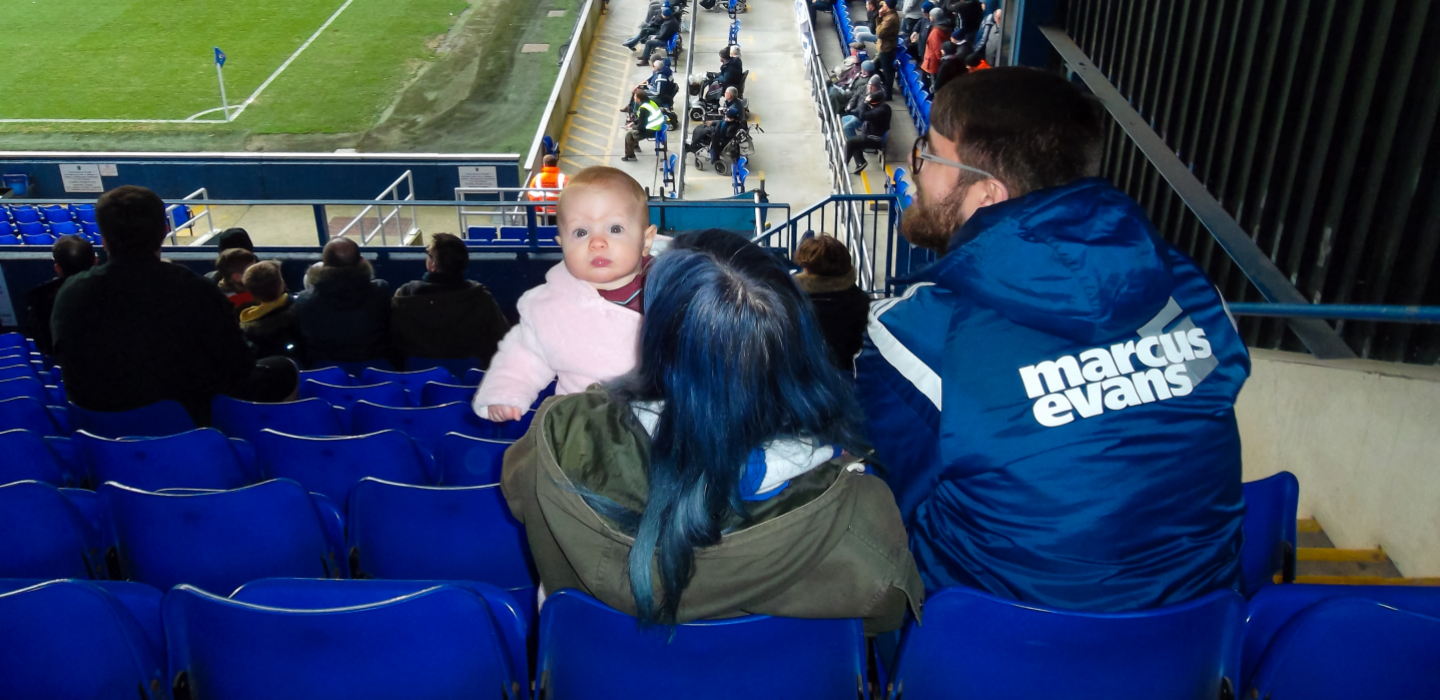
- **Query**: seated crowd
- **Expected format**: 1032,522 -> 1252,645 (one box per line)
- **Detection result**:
20,69 -> 1250,637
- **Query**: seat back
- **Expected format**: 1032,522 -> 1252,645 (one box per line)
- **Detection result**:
299,379 -> 411,409
422,381 -> 478,407
405,356 -> 483,381
0,580 -> 165,700
1242,583 -> 1440,684
347,478 -> 534,590
163,583 -> 519,700
211,396 -> 346,444
889,587 -> 1245,700
0,396 -> 64,437
253,429 -> 430,504
1246,597 -> 1440,700
0,375 -> 46,402
0,480 -> 101,579
1240,471 -> 1299,595
99,479 -> 337,593
0,428 -> 70,486
0,362 -> 36,381
298,366 -> 352,387
536,589 -> 868,700
359,366 -> 454,395
350,400 -> 487,455
77,428 -> 250,491
69,400 -> 195,439
435,432 -> 510,485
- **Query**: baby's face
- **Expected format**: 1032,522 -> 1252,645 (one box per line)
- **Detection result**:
556,186 -> 657,290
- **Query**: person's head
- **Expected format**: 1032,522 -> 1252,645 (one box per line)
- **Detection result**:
994,6 -> 1002,22
902,67 -> 1104,251
321,237 -> 363,268
243,260 -> 286,303
661,7 -> 672,17
929,7 -> 945,20
215,228 -> 254,253
861,59 -> 876,75
879,0 -> 892,14
95,186 -> 167,259
867,89 -> 885,105
849,40 -> 865,57
725,107 -> 741,122
426,232 -> 468,276
555,166 -> 657,290
633,87 -> 648,104
868,74 -> 883,89
52,235 -> 96,278
216,248 -> 258,286
794,234 -> 854,277
724,86 -> 739,100
591,229 -> 866,626
866,0 -> 876,12
942,41 -> 956,56
964,51 -> 984,68
543,154 -> 559,168
921,1 -> 935,12
652,59 -> 665,72
719,47 -> 731,63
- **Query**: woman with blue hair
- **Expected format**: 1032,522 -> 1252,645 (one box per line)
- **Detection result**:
502,229 -> 922,632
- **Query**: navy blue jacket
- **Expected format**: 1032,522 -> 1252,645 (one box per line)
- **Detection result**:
856,178 -> 1248,611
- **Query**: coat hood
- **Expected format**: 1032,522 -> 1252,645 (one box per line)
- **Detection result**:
932,177 -> 1175,345
305,262 -> 380,309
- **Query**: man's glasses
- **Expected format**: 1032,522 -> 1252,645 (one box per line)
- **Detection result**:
910,130 -> 995,179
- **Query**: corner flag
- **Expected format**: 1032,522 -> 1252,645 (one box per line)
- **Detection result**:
214,48 -> 227,67
214,48 -> 230,121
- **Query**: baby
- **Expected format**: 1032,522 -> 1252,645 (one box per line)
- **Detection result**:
473,166 -> 658,422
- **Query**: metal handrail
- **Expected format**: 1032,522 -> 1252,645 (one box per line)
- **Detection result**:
332,170 -> 417,246
1040,26 -> 1357,360
1227,304 -> 1440,324
163,188 -> 218,245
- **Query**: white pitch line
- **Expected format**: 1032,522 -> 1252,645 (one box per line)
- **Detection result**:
0,118 -> 228,124
231,0 -> 357,120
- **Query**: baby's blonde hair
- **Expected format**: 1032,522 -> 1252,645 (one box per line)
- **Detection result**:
557,167 -> 650,225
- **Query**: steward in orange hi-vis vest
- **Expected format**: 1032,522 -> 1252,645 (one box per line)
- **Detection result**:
525,160 -> 568,216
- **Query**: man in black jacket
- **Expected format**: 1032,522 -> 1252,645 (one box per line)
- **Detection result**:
391,233 -> 510,367
845,91 -> 892,173
26,235 -> 95,356
623,0 -> 666,50
638,8 -> 680,66
51,186 -> 295,424
295,237 -> 395,367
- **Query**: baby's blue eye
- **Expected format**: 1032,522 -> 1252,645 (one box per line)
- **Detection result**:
609,224 -> 623,234
573,229 -> 588,238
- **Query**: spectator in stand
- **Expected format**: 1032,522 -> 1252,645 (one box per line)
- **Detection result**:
712,46 -> 745,93
794,235 -> 871,372
953,0 -> 984,44
705,107 -> 746,168
637,8 -> 680,66
974,4 -> 1001,66
921,7 -> 953,91
215,248 -> 259,311
806,0 -> 834,26
874,1 -> 900,95
294,237 -> 395,368
203,228 -> 253,284
827,42 -> 869,105
933,41 -> 974,92
239,261 -> 306,365
938,40 -> 961,72
686,88 -> 745,154
52,186 -> 296,424
501,229 -> 921,633
899,0 -> 926,37
909,1 -> 935,49
25,235 -> 96,356
391,233 -> 510,368
855,68 -> 1249,611
842,76 -> 885,140
623,0 -> 666,50
831,60 -> 876,113
645,58 -> 677,109
622,88 -> 667,162
845,91 -> 891,174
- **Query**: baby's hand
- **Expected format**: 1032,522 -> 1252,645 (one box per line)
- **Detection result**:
487,405 -> 525,422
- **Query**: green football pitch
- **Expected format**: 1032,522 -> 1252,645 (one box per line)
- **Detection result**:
0,0 -> 578,152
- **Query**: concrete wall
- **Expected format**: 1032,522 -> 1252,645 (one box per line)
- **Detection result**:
1237,348 -> 1440,577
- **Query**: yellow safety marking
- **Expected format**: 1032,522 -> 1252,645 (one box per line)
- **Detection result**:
594,45 -> 631,59
1297,518 -> 1322,533
746,34 -> 754,44
569,122 -> 612,141
860,170 -> 872,194
1292,576 -> 1440,586
573,112 -> 612,130
757,170 -> 765,180
562,155 -> 603,169
1298,548 -> 1389,563
560,11 -> 611,158
565,133 -> 609,152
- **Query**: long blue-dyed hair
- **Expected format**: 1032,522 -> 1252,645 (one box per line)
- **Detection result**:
587,229 -> 868,626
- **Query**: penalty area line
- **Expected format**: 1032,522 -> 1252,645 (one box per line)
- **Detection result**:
230,0 -> 358,120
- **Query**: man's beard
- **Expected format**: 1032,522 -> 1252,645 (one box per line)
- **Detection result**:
900,185 -> 970,253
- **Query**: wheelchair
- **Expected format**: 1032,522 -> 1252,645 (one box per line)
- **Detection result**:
687,70 -> 750,121
700,0 -> 746,14
693,125 -> 755,176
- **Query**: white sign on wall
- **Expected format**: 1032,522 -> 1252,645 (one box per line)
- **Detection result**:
59,164 -> 104,193
99,164 -> 119,177
458,165 -> 499,190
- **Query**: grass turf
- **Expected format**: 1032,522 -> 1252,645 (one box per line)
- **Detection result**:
0,0 -> 575,151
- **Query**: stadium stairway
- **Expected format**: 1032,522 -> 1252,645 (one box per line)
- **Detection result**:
1296,518 -> 1440,586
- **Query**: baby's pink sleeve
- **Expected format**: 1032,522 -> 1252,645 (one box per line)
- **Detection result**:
473,317 -> 556,417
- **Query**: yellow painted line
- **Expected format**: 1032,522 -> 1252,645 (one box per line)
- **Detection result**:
565,131 -> 609,150
594,45 -> 631,59
573,113 -> 612,130
567,126 -> 610,146
1298,518 -> 1322,533
561,13 -> 612,159
1293,576 -> 1440,586
561,156 -> 603,169
860,170 -> 872,194
1298,548 -> 1388,563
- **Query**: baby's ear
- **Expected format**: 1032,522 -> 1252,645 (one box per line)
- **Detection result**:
643,224 -> 658,253
554,235 -> 562,246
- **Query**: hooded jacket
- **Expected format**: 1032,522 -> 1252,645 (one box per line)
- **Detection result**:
796,267 -> 871,372
391,273 -> 510,366
294,262 -> 393,365
855,178 -> 1249,612
502,387 -> 924,634
473,262 -> 642,413
240,295 -> 306,364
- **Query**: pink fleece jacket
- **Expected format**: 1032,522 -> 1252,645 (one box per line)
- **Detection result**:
473,261 -> 642,414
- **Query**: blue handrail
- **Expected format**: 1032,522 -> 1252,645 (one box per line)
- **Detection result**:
1227,304 -> 1440,324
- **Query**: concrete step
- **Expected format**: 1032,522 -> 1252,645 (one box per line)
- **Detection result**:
1291,518 -> 1435,585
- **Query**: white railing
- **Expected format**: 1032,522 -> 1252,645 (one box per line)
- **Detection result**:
165,188 -> 220,245
455,186 -> 563,234
333,170 -> 419,246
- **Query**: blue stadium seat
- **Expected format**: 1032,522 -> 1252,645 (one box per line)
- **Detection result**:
1241,583 -> 1440,685
74,203 -> 97,223
421,381 -> 478,407
0,374 -> 47,402
0,578 -> 164,661
1245,597 -> 1440,700
466,225 -> 499,242
253,429 -> 431,504
1241,471 -> 1299,596
465,367 -> 486,385
298,365 -> 352,386
498,226 -> 529,241
0,332 -> 30,350
0,362 -> 36,381
435,432 -> 510,485
20,230 -> 54,244
41,205 -> 73,224
887,587 -> 1245,700
346,478 -> 535,593
0,580 -> 165,699
360,366 -> 455,396
299,379 -> 411,409
0,428 -> 76,486
211,395 -> 346,444
163,582 -> 520,700
536,589 -> 869,700
487,408 -> 537,441
317,359 -> 396,377
404,356 -> 482,380
50,220 -> 80,235
81,220 -> 100,236
0,233 -> 18,245
98,479 -> 342,593
0,396 -> 66,436
9,205 -> 40,224
350,400 -> 488,455
68,399 -> 195,439
0,480 -> 102,579
75,428 -> 254,491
